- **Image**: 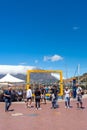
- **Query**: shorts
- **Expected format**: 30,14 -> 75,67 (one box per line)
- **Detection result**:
27,97 -> 32,101
77,96 -> 82,103
41,94 -> 46,99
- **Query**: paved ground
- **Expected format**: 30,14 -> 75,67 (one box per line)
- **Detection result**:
0,96 -> 87,130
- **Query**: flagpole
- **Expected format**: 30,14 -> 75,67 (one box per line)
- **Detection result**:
78,64 -> 80,84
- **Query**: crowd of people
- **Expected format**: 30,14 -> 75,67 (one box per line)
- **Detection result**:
3,84 -> 84,112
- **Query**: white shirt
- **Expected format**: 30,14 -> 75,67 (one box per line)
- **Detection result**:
76,87 -> 82,95
26,89 -> 32,98
64,89 -> 70,98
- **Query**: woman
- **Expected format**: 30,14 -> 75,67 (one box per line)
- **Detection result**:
26,86 -> 32,108
34,87 -> 41,110
64,87 -> 71,108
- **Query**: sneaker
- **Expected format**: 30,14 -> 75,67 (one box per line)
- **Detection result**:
28,105 -> 31,108
38,108 -> 42,110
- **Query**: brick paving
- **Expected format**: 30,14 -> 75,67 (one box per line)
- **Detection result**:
0,97 -> 87,130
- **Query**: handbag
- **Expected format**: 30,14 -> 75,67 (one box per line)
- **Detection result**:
81,91 -> 84,95
35,96 -> 41,99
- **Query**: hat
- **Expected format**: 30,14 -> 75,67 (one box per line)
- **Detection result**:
65,87 -> 68,89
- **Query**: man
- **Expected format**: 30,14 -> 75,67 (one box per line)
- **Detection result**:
4,86 -> 12,112
51,85 -> 58,109
40,85 -> 46,104
76,84 -> 83,108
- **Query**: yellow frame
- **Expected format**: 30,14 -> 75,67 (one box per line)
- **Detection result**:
26,70 -> 63,96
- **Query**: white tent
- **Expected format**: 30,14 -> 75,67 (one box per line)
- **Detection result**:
0,73 -> 25,83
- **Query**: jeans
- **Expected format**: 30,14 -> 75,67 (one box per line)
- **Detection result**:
65,97 -> 70,107
52,98 -> 56,108
35,98 -> 40,109
5,99 -> 11,111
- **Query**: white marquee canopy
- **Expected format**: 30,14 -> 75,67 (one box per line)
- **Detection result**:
0,73 -> 25,83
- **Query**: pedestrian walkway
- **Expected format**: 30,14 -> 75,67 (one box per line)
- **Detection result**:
0,97 -> 87,130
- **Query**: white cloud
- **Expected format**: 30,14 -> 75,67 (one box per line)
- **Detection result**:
51,73 -> 65,79
73,26 -> 80,30
43,54 -> 63,62
35,60 -> 38,63
19,62 -> 27,65
0,65 -> 40,74
51,73 -> 60,79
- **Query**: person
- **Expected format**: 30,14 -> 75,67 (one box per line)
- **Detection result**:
26,86 -> 32,108
53,85 -> 59,108
50,85 -> 58,109
4,86 -> 12,112
40,85 -> 46,104
51,91 -> 56,109
17,89 -> 23,101
34,87 -> 41,109
64,87 -> 71,108
45,86 -> 49,93
76,84 -> 83,108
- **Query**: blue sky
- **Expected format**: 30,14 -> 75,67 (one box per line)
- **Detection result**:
0,0 -> 87,78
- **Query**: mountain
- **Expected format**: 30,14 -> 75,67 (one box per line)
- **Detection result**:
0,73 -> 58,84
14,73 -> 58,83
0,65 -> 59,83
64,73 -> 87,86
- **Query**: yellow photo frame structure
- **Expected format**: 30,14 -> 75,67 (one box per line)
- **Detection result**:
26,70 -> 63,96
